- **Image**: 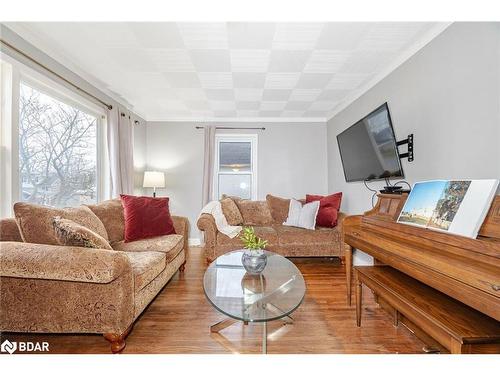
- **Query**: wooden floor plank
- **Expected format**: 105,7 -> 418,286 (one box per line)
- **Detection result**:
1,247 -> 426,354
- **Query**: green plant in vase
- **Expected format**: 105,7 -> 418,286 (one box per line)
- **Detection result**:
239,226 -> 268,274
240,226 -> 268,251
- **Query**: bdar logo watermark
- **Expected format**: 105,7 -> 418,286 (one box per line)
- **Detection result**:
1,339 -> 49,354
1,340 -> 17,354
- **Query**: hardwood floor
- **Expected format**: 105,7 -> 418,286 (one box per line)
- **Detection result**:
1,247 -> 426,354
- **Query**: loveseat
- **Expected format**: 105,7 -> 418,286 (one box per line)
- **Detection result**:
0,199 -> 188,353
197,194 -> 346,264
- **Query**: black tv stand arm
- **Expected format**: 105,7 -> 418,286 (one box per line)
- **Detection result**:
397,134 -> 414,162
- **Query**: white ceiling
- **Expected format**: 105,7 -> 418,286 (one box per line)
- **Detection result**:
7,22 -> 447,121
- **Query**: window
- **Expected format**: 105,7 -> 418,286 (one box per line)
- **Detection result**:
18,82 -> 99,207
214,134 -> 257,200
1,54 -> 108,217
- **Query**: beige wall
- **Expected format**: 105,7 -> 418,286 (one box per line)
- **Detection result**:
145,121 -> 329,240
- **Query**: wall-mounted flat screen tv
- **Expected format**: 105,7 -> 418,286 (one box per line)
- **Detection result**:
337,103 -> 404,182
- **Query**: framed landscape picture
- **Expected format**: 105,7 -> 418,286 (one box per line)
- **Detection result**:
397,179 -> 499,238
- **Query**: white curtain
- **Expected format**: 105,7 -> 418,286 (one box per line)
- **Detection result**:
201,125 -> 216,206
107,106 -> 134,198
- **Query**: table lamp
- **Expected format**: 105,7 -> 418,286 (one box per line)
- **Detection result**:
143,171 -> 165,197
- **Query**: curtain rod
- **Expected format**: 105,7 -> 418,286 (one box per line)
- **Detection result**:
0,38 -> 113,111
195,126 -> 265,130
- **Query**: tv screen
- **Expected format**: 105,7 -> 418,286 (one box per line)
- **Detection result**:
337,103 -> 404,182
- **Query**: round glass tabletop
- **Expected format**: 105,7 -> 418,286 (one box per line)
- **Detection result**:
203,250 -> 306,323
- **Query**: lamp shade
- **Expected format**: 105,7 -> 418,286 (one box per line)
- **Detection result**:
143,171 -> 165,188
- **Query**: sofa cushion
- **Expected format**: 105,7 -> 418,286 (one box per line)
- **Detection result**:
120,195 -> 176,242
266,195 -> 290,224
112,234 -> 183,263
274,225 -> 340,245
53,217 -> 113,250
220,197 -> 243,225
13,202 -> 108,245
234,200 -> 274,226
86,199 -> 124,244
217,226 -> 278,246
283,199 -> 320,230
306,192 -> 343,228
124,251 -> 166,292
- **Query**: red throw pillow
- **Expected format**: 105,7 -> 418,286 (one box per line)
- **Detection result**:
120,195 -> 176,242
305,192 -> 343,228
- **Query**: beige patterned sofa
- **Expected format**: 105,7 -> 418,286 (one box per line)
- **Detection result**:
197,194 -> 346,264
0,199 -> 188,353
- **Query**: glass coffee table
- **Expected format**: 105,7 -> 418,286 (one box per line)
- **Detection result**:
203,250 -> 306,354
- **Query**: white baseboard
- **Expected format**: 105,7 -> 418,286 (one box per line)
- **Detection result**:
188,238 -> 201,246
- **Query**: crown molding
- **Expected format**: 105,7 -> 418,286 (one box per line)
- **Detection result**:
146,117 -> 327,123
2,22 -> 143,117
326,22 -> 453,122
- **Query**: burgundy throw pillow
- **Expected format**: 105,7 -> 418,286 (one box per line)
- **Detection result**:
120,194 -> 175,242
305,192 -> 343,228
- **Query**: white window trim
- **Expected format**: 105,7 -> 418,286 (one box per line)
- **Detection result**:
0,53 -> 110,217
213,133 -> 258,201
0,59 -> 17,217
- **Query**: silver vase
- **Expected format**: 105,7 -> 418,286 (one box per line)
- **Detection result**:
241,250 -> 267,275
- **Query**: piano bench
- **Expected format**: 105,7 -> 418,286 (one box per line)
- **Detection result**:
354,265 -> 500,354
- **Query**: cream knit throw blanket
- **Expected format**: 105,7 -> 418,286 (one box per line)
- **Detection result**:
199,201 -> 242,238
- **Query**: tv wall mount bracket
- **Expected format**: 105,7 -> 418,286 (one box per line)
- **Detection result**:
396,134 -> 414,162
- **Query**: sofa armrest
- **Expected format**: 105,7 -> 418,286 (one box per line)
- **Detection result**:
197,214 -> 217,246
172,215 -> 189,252
337,212 -> 347,233
0,242 -> 130,283
197,213 -> 218,262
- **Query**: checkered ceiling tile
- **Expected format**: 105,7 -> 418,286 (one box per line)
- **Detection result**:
8,22 -> 444,120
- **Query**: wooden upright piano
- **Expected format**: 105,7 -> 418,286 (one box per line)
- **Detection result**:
343,193 -> 500,353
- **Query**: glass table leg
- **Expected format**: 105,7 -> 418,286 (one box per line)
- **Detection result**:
262,321 -> 267,354
266,303 -> 294,325
210,318 -> 237,333
210,319 -> 275,354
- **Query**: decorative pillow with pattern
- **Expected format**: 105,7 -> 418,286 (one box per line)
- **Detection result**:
221,194 -> 242,201
266,194 -> 291,224
220,197 -> 243,225
13,202 -> 109,245
85,198 -> 124,244
234,200 -> 274,226
52,217 -> 113,250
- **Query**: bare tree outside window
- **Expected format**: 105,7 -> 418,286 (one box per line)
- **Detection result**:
19,83 -> 98,207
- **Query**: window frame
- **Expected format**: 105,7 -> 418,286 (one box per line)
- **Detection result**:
0,53 -> 109,216
213,133 -> 258,201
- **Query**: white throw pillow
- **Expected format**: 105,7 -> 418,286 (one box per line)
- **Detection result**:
283,199 -> 320,230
